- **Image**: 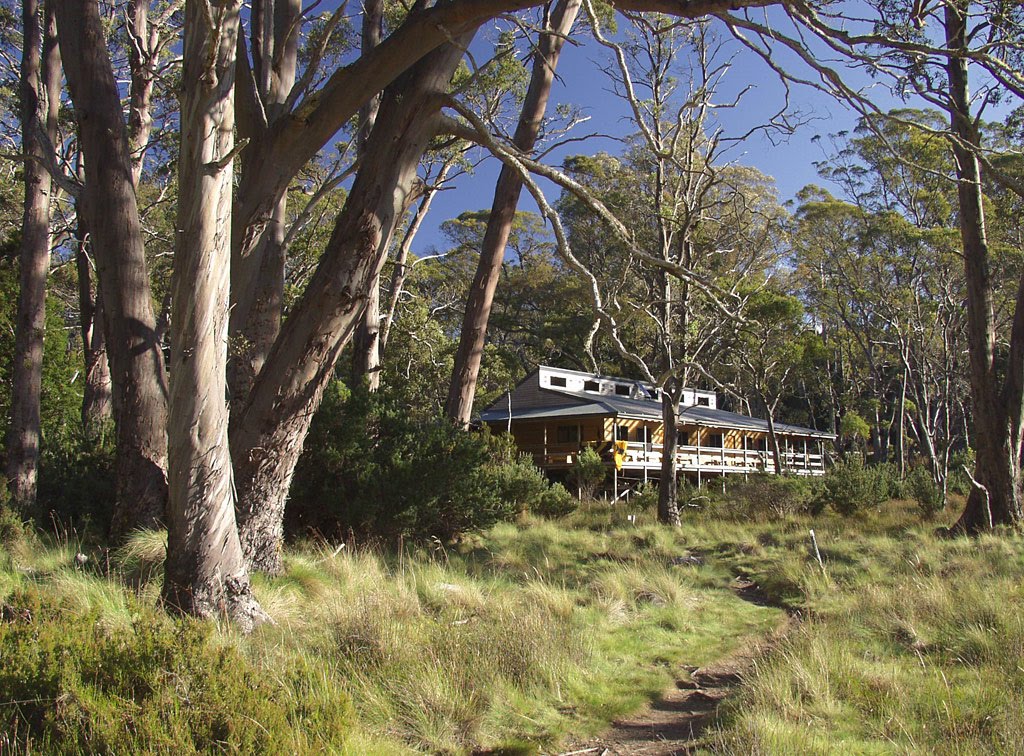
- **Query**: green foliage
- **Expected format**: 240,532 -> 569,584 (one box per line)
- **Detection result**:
675,478 -> 725,513
946,448 -> 976,496
838,411 -> 871,443
0,500 -> 24,547
722,474 -> 815,521
812,461 -> 888,516
569,446 -> 606,498
36,425 -> 116,529
876,462 -> 909,500
0,589 -> 351,752
532,483 -> 577,518
629,483 -> 659,512
289,383 -> 568,541
484,433 -> 565,515
907,465 -> 944,519
0,260 -> 84,477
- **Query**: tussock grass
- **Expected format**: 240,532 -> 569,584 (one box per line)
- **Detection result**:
1,512 -> 779,753
699,502 -> 1024,755
6,495 -> 1018,754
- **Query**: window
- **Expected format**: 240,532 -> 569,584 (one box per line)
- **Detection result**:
615,424 -> 630,442
696,396 -> 710,406
636,426 -> 652,444
677,429 -> 691,446
705,433 -> 723,448
549,376 -> 566,388
615,384 -> 631,396
556,425 -> 579,443
584,380 -> 600,392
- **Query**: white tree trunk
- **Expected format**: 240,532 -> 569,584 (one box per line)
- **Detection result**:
162,0 -> 266,630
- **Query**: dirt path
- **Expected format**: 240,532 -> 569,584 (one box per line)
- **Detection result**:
557,580 -> 796,756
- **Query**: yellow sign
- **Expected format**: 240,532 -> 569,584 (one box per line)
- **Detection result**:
613,440 -> 628,471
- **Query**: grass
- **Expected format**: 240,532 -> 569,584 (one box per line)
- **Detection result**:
0,503 -> 781,754
693,499 -> 1024,755
2,496 -> 1021,754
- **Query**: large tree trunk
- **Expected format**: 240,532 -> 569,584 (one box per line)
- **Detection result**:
232,39 -> 470,574
74,216 -> 113,433
351,283 -> 382,389
5,0 -> 58,511
56,0 -> 169,539
658,388 -> 682,525
445,0 -> 581,426
228,0 -> 301,418
162,0 -> 266,631
945,2 -> 1023,531
351,0 -> 385,391
227,199 -> 287,418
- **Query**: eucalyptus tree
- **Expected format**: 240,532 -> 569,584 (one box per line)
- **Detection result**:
5,0 -> 59,510
56,0 -> 171,539
161,0 -> 268,630
445,0 -> 583,426
720,0 -> 1024,529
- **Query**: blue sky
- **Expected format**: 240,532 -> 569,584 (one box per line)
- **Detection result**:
411,10 -> 885,254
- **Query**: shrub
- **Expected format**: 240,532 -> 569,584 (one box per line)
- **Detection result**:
482,432 -> 555,514
946,448 -> 975,496
532,483 -> 578,518
629,483 -> 659,512
726,474 -> 814,520
873,462 -> 908,500
812,461 -> 888,516
569,446 -> 606,498
677,478 -> 726,514
907,465 -> 944,519
0,503 -> 24,547
0,589 -> 351,751
289,383 -> 569,541
36,425 -> 117,531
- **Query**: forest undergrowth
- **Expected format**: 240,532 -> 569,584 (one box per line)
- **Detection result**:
1,497 -> 1021,754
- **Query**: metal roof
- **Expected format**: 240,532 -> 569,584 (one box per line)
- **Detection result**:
481,384 -> 835,439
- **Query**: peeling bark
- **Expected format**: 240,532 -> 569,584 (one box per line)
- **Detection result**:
232,38 -> 471,574
162,0 -> 267,631
56,0 -> 169,539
